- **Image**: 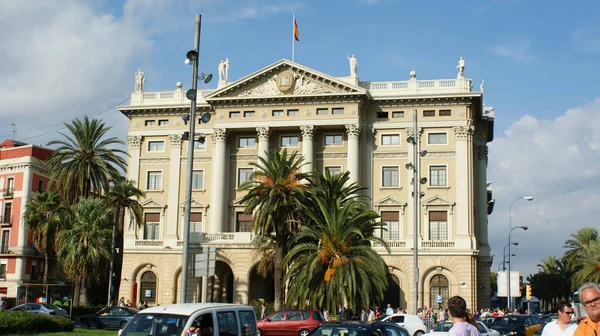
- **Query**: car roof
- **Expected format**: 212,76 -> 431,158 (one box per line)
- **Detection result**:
324,321 -> 404,328
139,303 -> 253,316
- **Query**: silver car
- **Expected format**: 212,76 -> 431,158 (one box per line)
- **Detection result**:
9,303 -> 68,316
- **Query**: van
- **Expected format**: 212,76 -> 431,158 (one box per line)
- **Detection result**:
118,303 -> 257,336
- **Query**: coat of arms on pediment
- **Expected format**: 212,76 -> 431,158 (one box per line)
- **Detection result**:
205,59 -> 367,100
142,199 -> 167,208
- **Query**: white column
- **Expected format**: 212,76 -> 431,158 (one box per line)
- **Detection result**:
210,128 -> 228,233
454,125 -> 473,248
345,124 -> 360,186
300,125 -> 314,174
256,127 -> 270,162
15,164 -> 33,279
476,143 -> 490,255
166,134 -> 182,244
124,136 -> 142,247
363,127 -> 375,204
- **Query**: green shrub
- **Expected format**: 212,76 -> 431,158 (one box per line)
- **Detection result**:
249,300 -> 275,321
0,311 -> 74,334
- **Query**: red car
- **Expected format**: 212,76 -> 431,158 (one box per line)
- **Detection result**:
257,310 -> 324,336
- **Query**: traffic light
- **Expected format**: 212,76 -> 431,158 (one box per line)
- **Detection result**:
526,284 -> 532,300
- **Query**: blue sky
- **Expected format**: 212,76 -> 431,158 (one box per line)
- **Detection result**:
1,0 -> 600,280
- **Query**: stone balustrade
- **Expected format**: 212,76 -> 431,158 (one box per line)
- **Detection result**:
130,89 -> 214,106
360,78 -> 472,97
421,240 -> 455,248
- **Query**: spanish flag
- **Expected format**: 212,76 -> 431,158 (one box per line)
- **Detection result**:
293,19 -> 299,41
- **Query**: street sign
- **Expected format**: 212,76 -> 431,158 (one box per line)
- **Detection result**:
436,295 -> 443,303
194,246 -> 217,277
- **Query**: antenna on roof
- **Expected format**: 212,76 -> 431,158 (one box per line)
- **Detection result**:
10,124 -> 16,140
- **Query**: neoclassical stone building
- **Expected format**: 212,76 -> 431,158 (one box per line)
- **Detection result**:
117,58 -> 495,311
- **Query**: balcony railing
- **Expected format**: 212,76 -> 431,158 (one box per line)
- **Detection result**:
135,240 -> 163,247
360,78 -> 472,97
372,240 -> 406,248
130,89 -> 215,106
1,188 -> 14,198
0,215 -> 12,226
421,240 -> 455,248
0,245 -> 8,254
0,271 -> 6,280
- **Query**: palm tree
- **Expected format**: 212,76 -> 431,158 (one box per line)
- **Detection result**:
571,239 -> 600,287
238,149 -> 309,310
105,176 -> 145,306
23,191 -> 67,284
563,227 -> 599,272
57,197 -> 112,306
284,171 -> 390,312
46,116 -> 127,205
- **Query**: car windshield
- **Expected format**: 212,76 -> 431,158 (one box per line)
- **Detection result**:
309,325 -> 372,336
495,317 -> 523,326
433,322 -> 453,332
120,313 -> 189,336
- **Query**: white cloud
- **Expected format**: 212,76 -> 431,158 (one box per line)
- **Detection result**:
488,98 -> 600,276
486,40 -> 534,61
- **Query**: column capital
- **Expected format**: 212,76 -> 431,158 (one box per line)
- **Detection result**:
406,127 -> 423,141
256,127 -> 270,140
169,134 -> 182,148
475,144 -> 489,166
300,125 -> 314,139
127,135 -> 142,148
453,126 -> 473,141
345,124 -> 361,137
211,128 -> 228,143
366,128 -> 377,145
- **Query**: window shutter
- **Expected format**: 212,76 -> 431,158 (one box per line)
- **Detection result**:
190,212 -> 202,222
429,211 -> 447,221
144,213 -> 160,223
381,211 -> 399,221
237,213 -> 253,222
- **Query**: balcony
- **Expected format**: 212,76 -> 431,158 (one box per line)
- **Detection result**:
135,240 -> 163,247
0,245 -> 8,254
130,89 -> 214,107
421,240 -> 455,248
372,240 -> 406,248
0,215 -> 12,227
360,78 -> 472,98
1,188 -> 14,199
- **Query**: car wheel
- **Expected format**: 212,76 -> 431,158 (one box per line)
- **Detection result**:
81,320 -> 91,329
414,331 -> 425,336
120,321 -> 129,329
299,329 -> 311,336
257,328 -> 264,336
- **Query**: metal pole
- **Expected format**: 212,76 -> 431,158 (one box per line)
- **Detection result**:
412,108 -> 419,314
180,14 -> 202,304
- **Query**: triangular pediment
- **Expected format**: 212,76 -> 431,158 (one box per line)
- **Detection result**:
374,196 -> 406,206
205,59 -> 368,100
179,199 -> 209,209
230,196 -> 247,207
141,199 -> 167,208
423,195 -> 453,206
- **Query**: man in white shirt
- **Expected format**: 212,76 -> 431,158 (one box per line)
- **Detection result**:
386,304 -> 394,315
541,301 -> 578,336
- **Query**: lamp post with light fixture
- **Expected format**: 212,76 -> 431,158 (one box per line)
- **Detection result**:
508,225 -> 528,310
507,196 -> 533,310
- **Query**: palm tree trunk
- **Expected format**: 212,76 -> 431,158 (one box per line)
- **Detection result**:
113,208 -> 126,304
274,234 -> 286,310
73,279 -> 81,307
107,220 -> 117,306
44,218 -> 51,284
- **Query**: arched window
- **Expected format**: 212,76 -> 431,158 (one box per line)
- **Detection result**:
430,274 -> 449,309
140,271 -> 157,305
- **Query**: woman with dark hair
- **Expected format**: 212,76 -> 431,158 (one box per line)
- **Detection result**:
447,296 -> 480,336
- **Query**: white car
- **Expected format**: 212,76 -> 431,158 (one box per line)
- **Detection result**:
423,321 -> 500,336
375,314 -> 429,336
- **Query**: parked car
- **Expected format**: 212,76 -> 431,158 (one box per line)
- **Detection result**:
480,316 -> 501,328
257,310 -> 324,336
118,303 -> 257,336
423,321 -> 500,336
76,307 -> 139,330
9,303 -> 67,316
309,321 -> 410,336
491,315 -> 543,336
374,314 -> 428,336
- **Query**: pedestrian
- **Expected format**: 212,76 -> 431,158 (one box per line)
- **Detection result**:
438,307 -> 446,322
375,307 -> 382,318
324,310 -> 329,322
259,299 -> 267,320
344,307 -> 354,320
574,282 -> 600,336
541,301 -> 577,336
386,303 -> 394,315
0,297 -> 7,310
368,308 -> 376,321
447,296 -> 479,336
361,308 -> 368,322
118,297 -> 125,307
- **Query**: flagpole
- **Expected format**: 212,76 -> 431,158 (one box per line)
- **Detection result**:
292,14 -> 295,62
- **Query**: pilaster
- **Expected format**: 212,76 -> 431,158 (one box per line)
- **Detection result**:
453,125 -> 473,249
166,134 -> 182,244
256,127 -> 270,162
345,124 -> 361,186
125,135 -> 142,246
300,125 -> 314,174
210,128 -> 228,233
14,165 -> 33,279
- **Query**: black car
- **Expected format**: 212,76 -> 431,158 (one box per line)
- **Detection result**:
309,321 -> 410,336
480,316 -> 501,328
75,307 -> 139,330
491,315 -> 543,336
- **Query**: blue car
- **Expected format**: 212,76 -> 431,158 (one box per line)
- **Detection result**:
76,307 -> 139,330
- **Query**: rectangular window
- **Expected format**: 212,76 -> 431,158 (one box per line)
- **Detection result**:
332,107 -> 344,115
147,141 -> 165,152
192,170 -> 204,190
272,110 -> 284,116
236,212 -> 253,232
382,166 -> 399,187
381,211 -> 400,241
280,136 -> 299,147
5,178 -> 14,194
381,134 -> 400,146
229,111 -> 241,118
287,109 -> 299,116
244,111 -> 255,118
147,171 -> 162,190
158,120 -> 169,126
3,203 -> 12,223
217,311 -> 239,336
423,110 -> 435,117
1,231 -> 9,254
430,166 -> 447,186
190,212 -> 203,233
324,134 -> 343,146
429,211 -> 448,241
238,168 -> 253,187
326,166 -> 341,176
37,180 -> 44,192
238,137 -> 256,148
316,108 -> 328,115
377,112 -> 389,119
0,263 -> 6,279
392,111 -> 404,118
144,120 -> 156,126
428,133 -> 448,145
439,109 -> 451,117
143,213 -> 160,240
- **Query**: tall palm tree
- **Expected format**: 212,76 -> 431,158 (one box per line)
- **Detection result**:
238,149 -> 309,310
571,239 -> 600,287
47,116 -> 127,205
563,227 -> 599,272
284,171 -> 390,312
23,191 -> 67,284
105,176 -> 145,306
57,197 -> 112,306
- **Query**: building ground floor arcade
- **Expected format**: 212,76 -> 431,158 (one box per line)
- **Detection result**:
119,243 -> 492,311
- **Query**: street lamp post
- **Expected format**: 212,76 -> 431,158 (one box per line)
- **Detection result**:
502,242 -> 518,271
507,196 -> 533,310
508,225 -> 528,310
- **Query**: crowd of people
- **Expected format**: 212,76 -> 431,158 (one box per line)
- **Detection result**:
116,296 -> 149,310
